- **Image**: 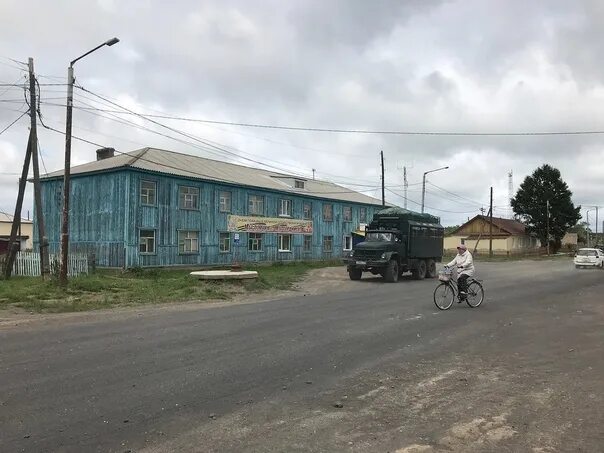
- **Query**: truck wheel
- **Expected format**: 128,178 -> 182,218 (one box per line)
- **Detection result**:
426,259 -> 437,278
383,259 -> 399,283
412,260 -> 427,280
348,268 -> 362,280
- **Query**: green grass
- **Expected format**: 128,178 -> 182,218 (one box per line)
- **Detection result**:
0,261 -> 341,314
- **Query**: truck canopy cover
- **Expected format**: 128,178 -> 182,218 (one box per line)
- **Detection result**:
375,207 -> 441,225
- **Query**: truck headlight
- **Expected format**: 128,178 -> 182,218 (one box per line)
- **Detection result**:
350,250 -> 354,257
381,253 -> 386,259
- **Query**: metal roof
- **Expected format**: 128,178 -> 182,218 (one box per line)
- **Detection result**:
41,147 -> 384,206
0,212 -> 33,224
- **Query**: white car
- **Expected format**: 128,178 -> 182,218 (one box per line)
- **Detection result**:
574,248 -> 604,269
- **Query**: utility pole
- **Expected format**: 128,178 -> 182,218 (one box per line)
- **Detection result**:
312,168 -> 315,180
28,58 -> 50,278
380,150 -> 385,207
5,134 -> 32,278
546,200 -> 550,256
508,170 -> 513,218
596,206 -> 599,245
586,210 -> 591,248
403,166 -> 408,210
489,187 -> 493,258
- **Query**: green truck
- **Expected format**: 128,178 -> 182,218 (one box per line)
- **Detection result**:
345,207 -> 444,282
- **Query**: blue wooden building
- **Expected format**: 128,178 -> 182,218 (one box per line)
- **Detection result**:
36,147 -> 383,267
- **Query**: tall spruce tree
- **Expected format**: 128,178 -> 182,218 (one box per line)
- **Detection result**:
511,164 -> 581,252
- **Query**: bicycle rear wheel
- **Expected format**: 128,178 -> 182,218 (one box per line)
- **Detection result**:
434,283 -> 454,310
466,281 -> 484,308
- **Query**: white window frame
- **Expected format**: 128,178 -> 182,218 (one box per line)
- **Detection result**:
343,235 -> 352,251
248,195 -> 265,216
219,191 -> 232,213
295,180 -> 305,189
179,186 -> 199,210
248,233 -> 263,252
343,206 -> 352,222
323,204 -> 333,222
139,229 -> 156,254
279,199 -> 292,217
323,235 -> 333,252
178,230 -> 199,254
303,235 -> 312,252
140,180 -> 156,206
219,232 -> 231,253
278,234 -> 292,252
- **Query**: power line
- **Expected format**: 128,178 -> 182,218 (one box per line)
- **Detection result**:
49,90 -> 390,186
0,110 -> 28,135
386,188 -> 480,214
426,181 -> 487,207
36,138 -> 48,174
48,99 -> 604,136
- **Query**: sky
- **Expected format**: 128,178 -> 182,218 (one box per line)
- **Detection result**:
1,0 -> 603,228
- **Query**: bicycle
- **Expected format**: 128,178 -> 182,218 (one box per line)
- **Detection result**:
433,266 -> 484,310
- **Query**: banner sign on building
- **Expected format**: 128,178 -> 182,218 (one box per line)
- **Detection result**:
227,215 -> 313,234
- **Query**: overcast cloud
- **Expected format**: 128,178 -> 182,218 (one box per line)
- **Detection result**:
1,0 -> 603,227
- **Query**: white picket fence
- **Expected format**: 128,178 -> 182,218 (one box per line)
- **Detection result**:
12,251 -> 89,277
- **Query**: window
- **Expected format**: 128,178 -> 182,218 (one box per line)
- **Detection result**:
343,235 -> 352,251
323,235 -> 333,252
219,232 -> 231,253
279,199 -> 292,217
178,230 -> 199,253
248,233 -> 263,251
360,207 -> 367,223
295,180 -> 305,189
303,235 -> 312,252
219,191 -> 231,213
323,204 -> 333,221
139,229 -> 156,254
179,186 -> 199,210
248,195 -> 264,215
141,180 -> 156,205
343,206 -> 352,222
278,234 -> 292,252
303,202 -> 312,220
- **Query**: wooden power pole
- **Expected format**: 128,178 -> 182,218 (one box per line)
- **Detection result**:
489,187 -> 493,258
4,57 -> 49,279
5,134 -> 32,278
380,150 -> 385,207
28,57 -> 50,278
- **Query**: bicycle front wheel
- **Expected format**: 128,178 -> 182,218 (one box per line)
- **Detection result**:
466,281 -> 484,308
434,283 -> 454,310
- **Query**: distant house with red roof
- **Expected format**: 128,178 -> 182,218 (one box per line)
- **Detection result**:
444,215 -> 540,254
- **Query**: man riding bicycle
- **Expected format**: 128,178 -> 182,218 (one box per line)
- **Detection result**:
446,244 -> 475,301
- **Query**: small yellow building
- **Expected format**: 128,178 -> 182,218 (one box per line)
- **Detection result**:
0,212 -> 33,254
444,215 -> 540,255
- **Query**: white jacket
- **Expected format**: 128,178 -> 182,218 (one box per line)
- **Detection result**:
447,251 -> 475,277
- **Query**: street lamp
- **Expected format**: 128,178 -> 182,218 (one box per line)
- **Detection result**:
585,207 -> 598,248
421,166 -> 449,213
60,37 -> 119,285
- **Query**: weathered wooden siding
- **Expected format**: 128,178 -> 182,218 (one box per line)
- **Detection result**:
35,171 -> 128,266
37,169 -> 380,267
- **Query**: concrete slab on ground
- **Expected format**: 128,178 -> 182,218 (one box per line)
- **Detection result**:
190,270 -> 258,280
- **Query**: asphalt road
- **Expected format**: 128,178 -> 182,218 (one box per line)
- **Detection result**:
1,260 -> 603,452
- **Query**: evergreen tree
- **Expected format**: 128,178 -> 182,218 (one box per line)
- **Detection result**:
511,164 -> 581,252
